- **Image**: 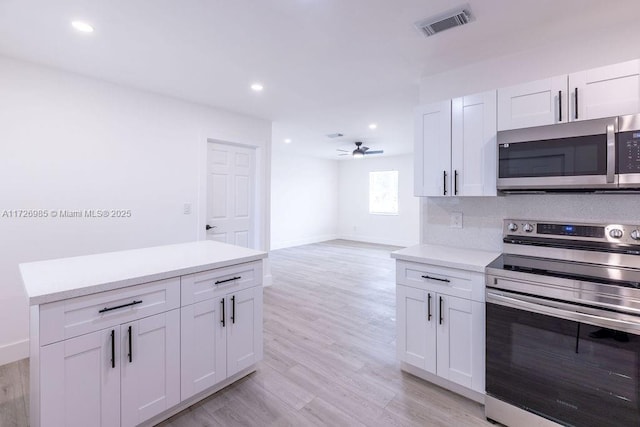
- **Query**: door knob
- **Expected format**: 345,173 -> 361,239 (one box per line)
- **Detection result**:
206,225 -> 216,231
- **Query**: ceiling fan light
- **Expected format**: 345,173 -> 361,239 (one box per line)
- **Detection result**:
353,151 -> 364,159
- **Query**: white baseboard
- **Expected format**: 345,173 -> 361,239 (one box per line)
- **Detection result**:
0,338 -> 29,366
336,234 -> 417,248
270,234 -> 339,250
263,273 -> 273,287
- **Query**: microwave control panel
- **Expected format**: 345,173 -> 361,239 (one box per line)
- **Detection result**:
618,131 -> 640,173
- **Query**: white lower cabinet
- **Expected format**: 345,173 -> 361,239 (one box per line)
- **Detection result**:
40,310 -> 180,427
396,260 -> 485,398
180,270 -> 263,400
226,287 -> 263,376
32,258 -> 264,427
40,328 -> 121,427
120,310 -> 180,427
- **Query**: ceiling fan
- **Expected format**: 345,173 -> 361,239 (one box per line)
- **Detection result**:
337,141 -> 384,158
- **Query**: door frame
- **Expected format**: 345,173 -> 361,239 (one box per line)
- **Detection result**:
198,139 -> 266,252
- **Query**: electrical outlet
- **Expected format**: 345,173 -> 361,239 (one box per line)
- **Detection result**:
450,212 -> 463,228
183,203 -> 192,215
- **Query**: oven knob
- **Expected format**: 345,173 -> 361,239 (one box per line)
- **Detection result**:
523,223 -> 534,233
508,223 -> 518,232
609,228 -> 624,239
631,229 -> 640,240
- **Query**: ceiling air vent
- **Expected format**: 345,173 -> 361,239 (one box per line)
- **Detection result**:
414,5 -> 473,37
326,133 -> 344,139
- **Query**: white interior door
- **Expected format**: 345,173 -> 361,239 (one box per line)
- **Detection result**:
206,142 -> 256,248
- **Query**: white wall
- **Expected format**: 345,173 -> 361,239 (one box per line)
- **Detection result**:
338,154 -> 419,247
0,56 -> 271,365
419,23 -> 640,251
270,151 -> 338,249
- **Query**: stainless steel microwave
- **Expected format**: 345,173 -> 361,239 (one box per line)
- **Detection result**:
497,113 -> 640,191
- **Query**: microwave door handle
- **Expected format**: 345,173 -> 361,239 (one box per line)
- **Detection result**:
606,124 -> 615,183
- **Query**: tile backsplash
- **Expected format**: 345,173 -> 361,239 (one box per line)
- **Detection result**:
422,194 -> 639,252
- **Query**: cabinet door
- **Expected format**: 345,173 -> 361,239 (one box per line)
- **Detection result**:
120,309 -> 180,427
40,328 -> 120,427
181,297 -> 227,399
226,287 -> 263,377
570,59 -> 640,121
414,100 -> 452,196
451,91 -> 497,196
396,285 -> 436,373
497,75 -> 567,130
436,296 -> 484,393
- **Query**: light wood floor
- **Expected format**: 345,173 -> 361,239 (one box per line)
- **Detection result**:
0,240 -> 491,426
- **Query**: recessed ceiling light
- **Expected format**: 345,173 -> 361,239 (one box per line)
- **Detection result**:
369,123 -> 378,130
250,83 -> 264,92
284,139 -> 292,144
71,21 -> 94,33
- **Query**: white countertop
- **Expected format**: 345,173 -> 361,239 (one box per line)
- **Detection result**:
20,241 -> 267,305
391,244 -> 500,273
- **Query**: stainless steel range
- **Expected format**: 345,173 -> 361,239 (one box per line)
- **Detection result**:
485,219 -> 640,427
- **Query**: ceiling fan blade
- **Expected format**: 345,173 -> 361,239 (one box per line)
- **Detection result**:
362,146 -> 370,152
337,153 -> 349,156
336,149 -> 349,152
364,150 -> 384,155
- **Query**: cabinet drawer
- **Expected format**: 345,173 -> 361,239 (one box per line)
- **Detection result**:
181,261 -> 262,306
40,277 -> 180,346
396,260 -> 484,301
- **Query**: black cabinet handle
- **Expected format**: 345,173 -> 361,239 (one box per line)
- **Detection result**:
206,224 -> 216,230
127,326 -> 132,363
221,298 -> 226,327
558,90 -> 562,121
231,296 -> 236,324
427,293 -> 432,321
454,170 -> 458,195
215,276 -> 241,285
110,330 -> 115,368
99,300 -> 142,314
443,171 -> 447,195
439,297 -> 444,325
575,87 -> 579,120
421,275 -> 450,283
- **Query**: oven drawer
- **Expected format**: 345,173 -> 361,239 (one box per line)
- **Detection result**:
181,260 -> 262,305
396,260 -> 484,301
39,277 -> 180,346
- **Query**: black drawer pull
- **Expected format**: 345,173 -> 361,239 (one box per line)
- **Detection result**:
221,298 -> 226,327
231,295 -> 236,324
99,300 -> 142,314
421,275 -> 450,283
215,276 -> 241,285
110,329 -> 115,368
127,325 -> 133,363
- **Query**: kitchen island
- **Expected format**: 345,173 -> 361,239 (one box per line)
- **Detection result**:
20,240 -> 267,427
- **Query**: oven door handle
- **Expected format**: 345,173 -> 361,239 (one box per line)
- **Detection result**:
487,291 -> 640,334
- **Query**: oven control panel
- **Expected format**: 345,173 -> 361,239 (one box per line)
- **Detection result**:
504,219 -> 640,245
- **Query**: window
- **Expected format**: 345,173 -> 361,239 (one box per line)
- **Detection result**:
369,170 -> 399,215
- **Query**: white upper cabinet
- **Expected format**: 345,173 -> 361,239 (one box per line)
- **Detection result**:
414,100 -> 452,197
414,92 -> 496,197
498,59 -> 640,131
569,59 -> 640,121
497,76 -> 568,131
451,91 -> 497,196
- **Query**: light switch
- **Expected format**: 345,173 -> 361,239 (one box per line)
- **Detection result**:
183,203 -> 192,215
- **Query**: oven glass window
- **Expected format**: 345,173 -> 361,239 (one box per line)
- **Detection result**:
499,134 -> 607,178
486,303 -> 640,426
